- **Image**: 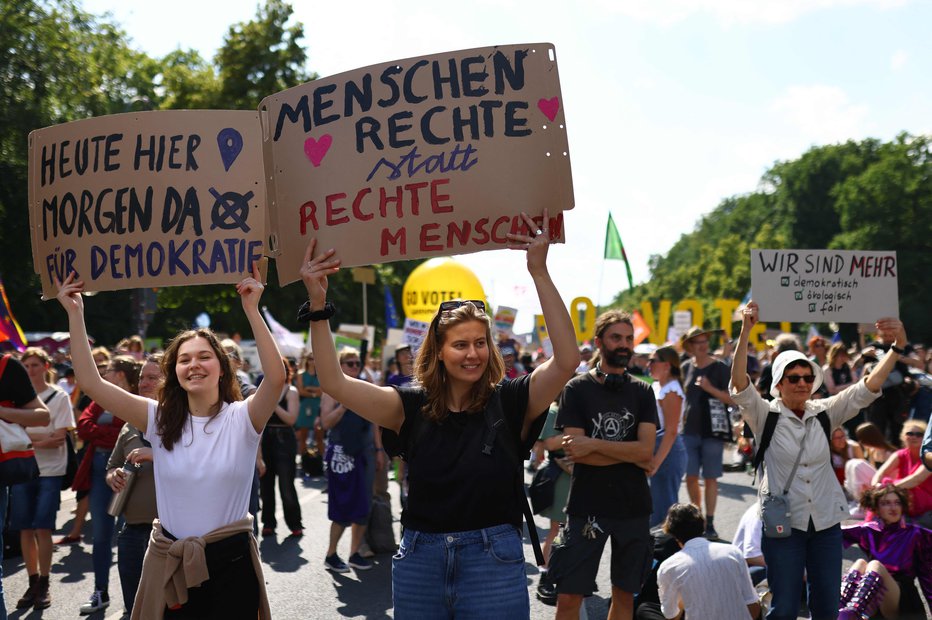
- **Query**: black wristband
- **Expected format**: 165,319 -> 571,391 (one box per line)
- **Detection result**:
297,300 -> 336,323
890,345 -> 906,355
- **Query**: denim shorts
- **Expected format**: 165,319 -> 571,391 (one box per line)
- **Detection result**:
9,476 -> 63,530
682,434 -> 725,479
392,524 -> 529,619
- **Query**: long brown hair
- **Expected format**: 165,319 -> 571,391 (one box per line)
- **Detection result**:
414,301 -> 504,422
156,329 -> 242,451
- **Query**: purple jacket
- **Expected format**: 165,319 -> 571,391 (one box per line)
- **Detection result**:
842,518 -> 932,606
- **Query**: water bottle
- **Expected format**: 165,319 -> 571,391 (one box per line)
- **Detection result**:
107,460 -> 140,517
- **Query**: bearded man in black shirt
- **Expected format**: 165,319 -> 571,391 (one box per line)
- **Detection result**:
550,310 -> 658,620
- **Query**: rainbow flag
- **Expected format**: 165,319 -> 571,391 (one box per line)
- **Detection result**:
0,279 -> 27,351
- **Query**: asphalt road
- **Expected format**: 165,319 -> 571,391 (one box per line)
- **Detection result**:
1,452 -> 863,619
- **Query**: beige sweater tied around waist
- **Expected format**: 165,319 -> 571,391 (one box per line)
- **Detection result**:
131,516 -> 270,619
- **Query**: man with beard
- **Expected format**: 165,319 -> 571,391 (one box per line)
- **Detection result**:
549,310 -> 658,620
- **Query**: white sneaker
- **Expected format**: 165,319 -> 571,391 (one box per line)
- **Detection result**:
79,590 -> 109,615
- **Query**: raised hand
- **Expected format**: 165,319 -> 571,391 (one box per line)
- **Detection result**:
742,300 -> 759,331
236,261 -> 266,312
300,238 -> 340,307
505,209 -> 551,275
875,317 -> 907,347
54,272 -> 86,315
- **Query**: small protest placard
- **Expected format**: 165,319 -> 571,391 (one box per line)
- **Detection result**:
260,43 -> 575,285
751,249 -> 899,322
494,305 -> 518,336
28,110 -> 266,298
402,318 -> 430,352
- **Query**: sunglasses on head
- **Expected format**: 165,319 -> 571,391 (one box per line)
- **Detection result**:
438,299 -> 486,313
341,360 -> 361,368
784,374 -> 816,384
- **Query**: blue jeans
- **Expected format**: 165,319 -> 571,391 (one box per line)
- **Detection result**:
90,450 -> 116,592
1,484 -> 8,620
761,523 -> 841,620
117,523 -> 151,614
260,427 -> 302,531
649,435 -> 687,528
392,524 -> 529,619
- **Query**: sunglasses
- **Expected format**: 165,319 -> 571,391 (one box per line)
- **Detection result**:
905,431 -> 924,438
784,374 -> 816,384
341,360 -> 361,368
438,299 -> 486,313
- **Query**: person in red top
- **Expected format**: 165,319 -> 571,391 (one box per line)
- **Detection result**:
73,354 -> 140,615
872,419 -> 932,526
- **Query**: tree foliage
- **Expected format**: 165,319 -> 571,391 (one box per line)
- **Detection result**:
615,134 -> 932,342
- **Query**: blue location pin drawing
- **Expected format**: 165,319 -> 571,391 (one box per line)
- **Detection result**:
217,128 -> 243,171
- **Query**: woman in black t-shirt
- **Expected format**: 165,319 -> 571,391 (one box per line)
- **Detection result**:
299,210 -> 579,618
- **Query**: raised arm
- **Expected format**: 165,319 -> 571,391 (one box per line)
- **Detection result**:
55,273 -> 149,431
863,318 -> 908,394
731,301 -> 758,393
238,264 -> 286,433
301,239 -> 404,432
506,210 -> 580,436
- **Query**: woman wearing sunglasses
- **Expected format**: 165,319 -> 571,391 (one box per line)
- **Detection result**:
868,420 -> 932,526
730,300 -> 907,620
300,210 -> 578,618
319,347 -> 378,572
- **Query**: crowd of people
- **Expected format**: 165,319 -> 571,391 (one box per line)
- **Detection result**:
0,224 -> 930,618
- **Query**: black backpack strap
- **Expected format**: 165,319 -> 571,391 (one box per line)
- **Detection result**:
750,410 -> 780,473
483,398 -> 546,567
816,411 -> 831,445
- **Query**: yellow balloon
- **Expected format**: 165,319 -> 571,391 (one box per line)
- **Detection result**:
402,258 -> 487,322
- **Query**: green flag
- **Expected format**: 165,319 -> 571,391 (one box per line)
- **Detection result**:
604,213 -> 634,290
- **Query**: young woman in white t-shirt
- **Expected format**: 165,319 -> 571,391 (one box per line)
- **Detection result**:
10,347 -> 74,610
647,345 -> 688,528
56,264 -> 285,618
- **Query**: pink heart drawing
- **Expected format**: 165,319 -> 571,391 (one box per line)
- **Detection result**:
537,97 -> 560,122
303,134 -> 332,167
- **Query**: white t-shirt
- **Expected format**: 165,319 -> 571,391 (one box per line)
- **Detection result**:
29,386 -> 75,476
658,537 -> 759,619
652,380 -> 685,435
145,399 -> 260,539
732,503 -> 764,562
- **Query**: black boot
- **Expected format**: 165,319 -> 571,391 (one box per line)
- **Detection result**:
34,574 -> 51,609
536,571 -> 557,605
16,573 -> 38,609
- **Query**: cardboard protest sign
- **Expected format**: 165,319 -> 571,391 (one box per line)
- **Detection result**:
260,43 -> 574,285
28,111 -> 265,298
751,249 -> 899,322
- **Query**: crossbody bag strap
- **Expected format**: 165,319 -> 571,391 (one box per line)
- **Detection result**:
483,398 -> 546,567
780,435 -> 808,495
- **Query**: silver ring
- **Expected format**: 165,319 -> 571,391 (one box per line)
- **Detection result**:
535,229 -> 543,236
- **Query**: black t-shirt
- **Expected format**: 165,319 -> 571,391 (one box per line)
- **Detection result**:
681,358 -> 730,437
0,356 -> 38,406
385,374 -> 543,533
556,371 -> 658,518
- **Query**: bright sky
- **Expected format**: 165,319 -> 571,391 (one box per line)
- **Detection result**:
84,0 -> 931,333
